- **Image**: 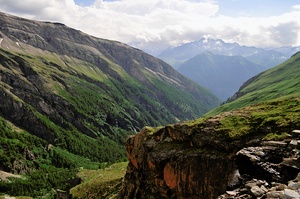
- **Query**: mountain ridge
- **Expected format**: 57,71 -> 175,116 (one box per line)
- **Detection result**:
157,37 -> 298,69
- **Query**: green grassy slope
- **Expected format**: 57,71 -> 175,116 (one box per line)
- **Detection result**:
70,162 -> 128,199
0,49 -> 128,162
0,49 -> 162,197
0,116 -> 106,198
207,52 -> 300,116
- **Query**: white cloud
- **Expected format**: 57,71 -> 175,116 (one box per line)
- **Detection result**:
292,4 -> 300,10
0,0 -> 299,50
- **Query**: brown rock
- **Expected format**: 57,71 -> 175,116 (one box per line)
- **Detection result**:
276,184 -> 287,191
163,163 -> 177,189
266,191 -> 284,199
226,191 -> 237,196
260,185 -> 268,193
119,125 -> 236,199
245,182 -> 258,189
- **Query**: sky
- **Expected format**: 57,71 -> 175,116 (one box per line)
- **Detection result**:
0,0 -> 300,51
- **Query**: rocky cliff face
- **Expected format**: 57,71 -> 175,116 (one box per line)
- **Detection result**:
119,98 -> 300,199
118,111 -> 255,199
120,127 -> 300,199
119,125 -> 236,199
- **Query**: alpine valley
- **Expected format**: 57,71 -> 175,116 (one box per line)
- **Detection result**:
1,12 -> 300,199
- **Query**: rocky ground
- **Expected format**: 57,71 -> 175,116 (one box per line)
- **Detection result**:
218,174 -> 300,199
0,171 -> 22,182
218,130 -> 300,199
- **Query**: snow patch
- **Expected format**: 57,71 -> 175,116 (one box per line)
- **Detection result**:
215,41 -> 222,46
16,42 -> 20,47
0,38 -> 3,46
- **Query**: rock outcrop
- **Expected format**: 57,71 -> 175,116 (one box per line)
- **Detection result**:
119,122 -> 241,199
119,106 -> 300,199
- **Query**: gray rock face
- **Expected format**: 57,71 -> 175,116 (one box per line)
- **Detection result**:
283,189 -> 300,199
218,175 -> 300,199
236,139 -> 300,183
266,190 -> 284,198
288,181 -> 300,190
218,130 -> 300,199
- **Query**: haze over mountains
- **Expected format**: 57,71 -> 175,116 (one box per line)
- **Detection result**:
155,37 -> 300,69
153,38 -> 300,101
177,52 -> 264,101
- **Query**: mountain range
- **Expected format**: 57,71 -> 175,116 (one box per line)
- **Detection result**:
156,37 -> 300,69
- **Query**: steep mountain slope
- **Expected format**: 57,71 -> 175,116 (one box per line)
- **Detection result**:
207,51 -> 300,116
157,38 -> 291,69
177,52 -> 265,101
0,12 -> 220,197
